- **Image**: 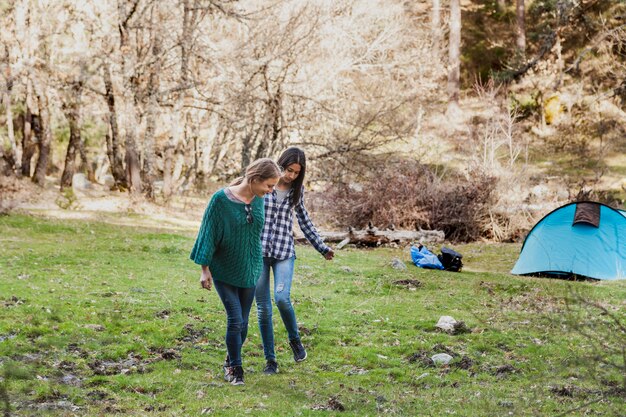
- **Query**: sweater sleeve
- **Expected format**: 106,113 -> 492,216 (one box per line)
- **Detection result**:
190,195 -> 223,266
294,187 -> 330,255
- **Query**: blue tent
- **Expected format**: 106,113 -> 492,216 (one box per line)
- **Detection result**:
511,201 -> 626,280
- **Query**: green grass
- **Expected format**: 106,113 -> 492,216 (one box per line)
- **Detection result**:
1,215 -> 625,416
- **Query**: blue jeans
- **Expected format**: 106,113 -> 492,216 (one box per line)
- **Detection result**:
255,256 -> 299,361
212,279 -> 256,367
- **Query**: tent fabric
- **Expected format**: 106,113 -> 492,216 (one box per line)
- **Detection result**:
573,202 -> 600,227
511,201 -> 626,281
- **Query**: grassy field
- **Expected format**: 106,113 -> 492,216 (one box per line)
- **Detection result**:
0,214 -> 624,416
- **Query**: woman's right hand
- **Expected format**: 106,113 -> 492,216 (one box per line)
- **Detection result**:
200,266 -> 212,291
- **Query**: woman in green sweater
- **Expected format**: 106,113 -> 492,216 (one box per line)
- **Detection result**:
190,158 -> 281,386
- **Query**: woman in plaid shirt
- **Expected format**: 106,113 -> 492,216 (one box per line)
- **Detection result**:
255,147 -> 334,375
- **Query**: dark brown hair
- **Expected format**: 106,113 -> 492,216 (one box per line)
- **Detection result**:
277,147 -> 306,207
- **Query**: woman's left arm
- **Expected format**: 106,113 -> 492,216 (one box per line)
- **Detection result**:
294,188 -> 333,259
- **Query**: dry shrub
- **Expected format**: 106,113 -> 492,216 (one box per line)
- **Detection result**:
317,158 -> 497,242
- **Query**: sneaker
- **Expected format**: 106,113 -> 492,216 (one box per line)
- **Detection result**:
263,360 -> 279,375
223,357 -> 233,382
230,366 -> 244,386
289,338 -> 307,362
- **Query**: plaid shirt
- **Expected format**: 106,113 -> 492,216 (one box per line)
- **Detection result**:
261,187 -> 330,260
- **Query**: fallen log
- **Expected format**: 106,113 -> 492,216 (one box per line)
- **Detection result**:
296,225 -> 445,248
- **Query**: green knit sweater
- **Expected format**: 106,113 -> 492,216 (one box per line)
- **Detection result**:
190,189 -> 265,288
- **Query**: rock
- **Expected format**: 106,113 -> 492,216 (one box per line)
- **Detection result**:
340,266 -> 353,273
84,324 -> 105,331
435,316 -> 457,332
390,258 -> 407,270
431,353 -> 453,365
72,173 -> 91,190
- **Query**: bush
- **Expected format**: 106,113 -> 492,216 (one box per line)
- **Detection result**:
316,158 -> 498,242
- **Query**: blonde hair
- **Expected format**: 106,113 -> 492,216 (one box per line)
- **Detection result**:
230,158 -> 282,186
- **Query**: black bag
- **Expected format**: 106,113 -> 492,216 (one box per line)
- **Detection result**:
438,247 -> 463,272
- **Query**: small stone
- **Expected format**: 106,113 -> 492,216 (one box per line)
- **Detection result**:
435,316 -> 457,332
431,353 -> 453,365
390,258 -> 407,270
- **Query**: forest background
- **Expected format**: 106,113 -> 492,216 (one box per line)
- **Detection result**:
1,0 -> 625,241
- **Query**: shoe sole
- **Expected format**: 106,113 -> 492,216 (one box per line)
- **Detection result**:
294,351 -> 307,362
231,380 -> 244,386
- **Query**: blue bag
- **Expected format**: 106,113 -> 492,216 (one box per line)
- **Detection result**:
410,245 -> 444,270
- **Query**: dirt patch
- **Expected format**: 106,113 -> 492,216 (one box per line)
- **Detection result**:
2,296 -> 26,308
454,355 -> 474,370
88,354 -> 147,376
66,343 -> 89,358
59,374 -> 83,387
393,279 -> 422,289
493,364 -> 518,378
298,325 -> 313,336
407,352 -> 435,367
155,309 -> 171,319
312,396 -> 345,412
407,344 -> 476,370
86,390 -> 110,401
17,400 -> 81,413
149,347 -> 181,361
4,176 -> 208,231
177,324 -> 212,343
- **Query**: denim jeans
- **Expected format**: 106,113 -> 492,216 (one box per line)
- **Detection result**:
255,256 -> 299,361
212,279 -> 256,367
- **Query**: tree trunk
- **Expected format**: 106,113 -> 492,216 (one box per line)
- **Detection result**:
118,0 -> 142,195
163,0 -> 196,198
21,110 -> 37,178
295,226 -> 445,247
103,62 -> 127,188
32,81 -> 51,186
21,79 -> 38,177
554,31 -> 563,89
143,3 -> 162,199
77,137 -> 95,182
2,45 -> 20,173
60,83 -> 83,190
431,0 -> 441,48
516,0 -> 526,57
447,0 -> 461,112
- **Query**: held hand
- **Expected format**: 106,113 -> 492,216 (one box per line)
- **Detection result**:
200,268 -> 213,291
324,249 -> 335,260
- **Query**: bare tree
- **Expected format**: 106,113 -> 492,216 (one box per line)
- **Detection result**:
447,0 -> 461,113
1,45 -> 19,173
103,62 -> 128,188
117,0 -> 143,194
163,0 -> 203,198
431,0 -> 441,48
31,79 -> 52,186
142,2 -> 163,198
60,79 -> 84,190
